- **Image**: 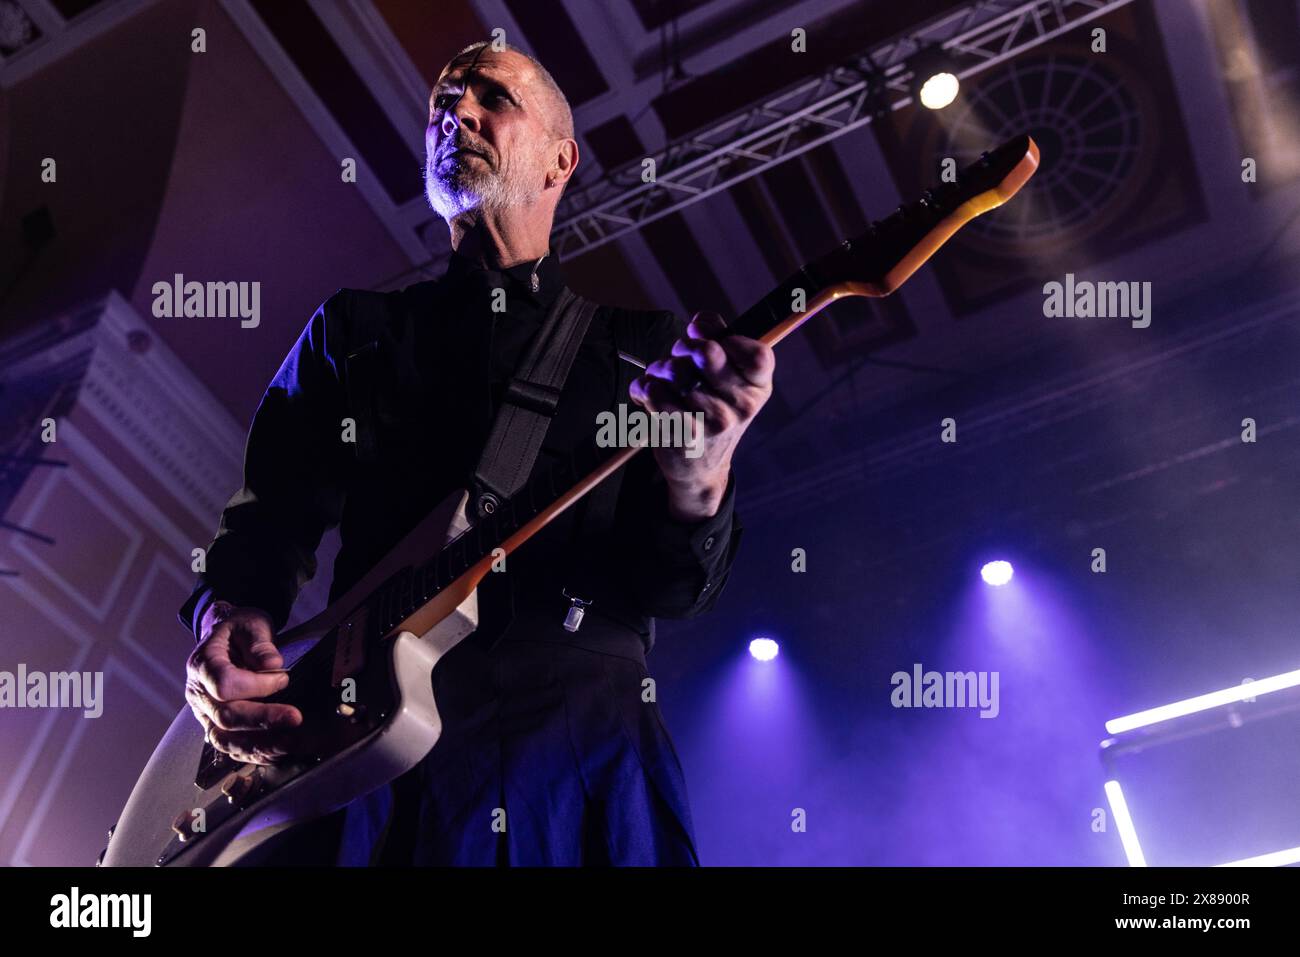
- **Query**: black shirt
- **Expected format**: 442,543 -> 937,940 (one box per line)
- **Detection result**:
178,249 -> 742,654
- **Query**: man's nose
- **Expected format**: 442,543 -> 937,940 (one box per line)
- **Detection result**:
441,104 -> 479,139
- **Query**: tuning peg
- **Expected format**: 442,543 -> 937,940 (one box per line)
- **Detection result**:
337,701 -> 367,722
171,810 -> 197,842
220,766 -> 258,804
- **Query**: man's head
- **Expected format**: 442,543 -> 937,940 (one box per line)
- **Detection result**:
424,41 -> 577,226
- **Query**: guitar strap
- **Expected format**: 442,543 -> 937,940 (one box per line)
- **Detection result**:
469,285 -> 600,518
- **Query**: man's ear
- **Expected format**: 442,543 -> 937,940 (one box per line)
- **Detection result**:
552,137 -> 579,188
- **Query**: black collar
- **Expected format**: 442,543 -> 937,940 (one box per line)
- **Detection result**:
444,248 -> 564,306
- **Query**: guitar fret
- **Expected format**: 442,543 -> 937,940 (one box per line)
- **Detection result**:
397,567 -> 412,620
416,561 -> 433,605
499,497 -> 518,535
435,547 -> 453,593
473,521 -> 490,566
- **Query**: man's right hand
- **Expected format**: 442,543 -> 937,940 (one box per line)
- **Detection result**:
185,600 -> 303,765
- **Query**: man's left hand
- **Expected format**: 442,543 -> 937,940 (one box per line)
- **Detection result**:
628,311 -> 774,522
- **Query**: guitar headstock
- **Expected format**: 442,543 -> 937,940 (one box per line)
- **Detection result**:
829,134 -> 1040,295
727,134 -> 1039,345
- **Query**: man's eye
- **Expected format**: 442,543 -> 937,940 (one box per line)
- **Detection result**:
430,88 -> 511,118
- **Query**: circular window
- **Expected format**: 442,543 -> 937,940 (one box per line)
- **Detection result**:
940,54 -> 1142,244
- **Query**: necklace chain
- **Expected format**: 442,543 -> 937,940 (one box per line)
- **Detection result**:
529,251 -> 548,293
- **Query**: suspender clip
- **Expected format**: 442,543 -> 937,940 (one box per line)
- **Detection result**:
561,587 -> 592,632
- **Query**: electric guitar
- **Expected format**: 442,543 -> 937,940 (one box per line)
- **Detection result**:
101,135 -> 1040,866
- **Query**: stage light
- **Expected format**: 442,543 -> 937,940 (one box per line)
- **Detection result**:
1105,667 -> 1300,734
919,71 -> 959,109
980,560 -> 1014,587
911,47 -> 960,110
1103,780 -> 1148,867
749,637 -> 779,661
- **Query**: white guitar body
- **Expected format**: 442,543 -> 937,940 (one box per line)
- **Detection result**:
101,490 -> 479,867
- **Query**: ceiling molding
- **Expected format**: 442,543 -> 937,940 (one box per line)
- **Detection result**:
305,0 -> 427,140
216,0 -> 429,263
0,0 -> 160,89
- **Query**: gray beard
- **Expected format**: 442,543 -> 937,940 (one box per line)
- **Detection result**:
425,153 -> 539,221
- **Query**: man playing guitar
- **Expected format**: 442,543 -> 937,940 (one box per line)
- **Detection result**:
179,39 -> 774,866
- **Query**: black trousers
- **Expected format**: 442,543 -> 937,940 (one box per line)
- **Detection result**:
313,615 -> 700,866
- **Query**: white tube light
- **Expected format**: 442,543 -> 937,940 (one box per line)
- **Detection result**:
1105,668 -> 1300,735
1104,780 -> 1147,867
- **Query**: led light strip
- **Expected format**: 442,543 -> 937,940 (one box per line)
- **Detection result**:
1216,845 -> 1300,868
1103,780 -> 1147,867
1105,668 -> 1300,735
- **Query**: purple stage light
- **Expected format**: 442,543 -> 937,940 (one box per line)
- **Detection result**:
980,560 -> 1014,586
749,637 -> 779,661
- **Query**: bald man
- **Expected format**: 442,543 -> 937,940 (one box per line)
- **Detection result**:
179,40 -> 774,866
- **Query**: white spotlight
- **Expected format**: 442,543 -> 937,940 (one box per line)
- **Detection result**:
919,71 -> 960,110
980,560 -> 1014,587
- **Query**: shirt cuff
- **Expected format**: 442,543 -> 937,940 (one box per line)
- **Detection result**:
178,584 -> 218,643
643,468 -> 738,568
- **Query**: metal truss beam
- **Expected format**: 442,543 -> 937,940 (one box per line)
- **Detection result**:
551,0 -> 1135,259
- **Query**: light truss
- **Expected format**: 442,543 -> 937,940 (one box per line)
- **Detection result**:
551,0 -> 1136,259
